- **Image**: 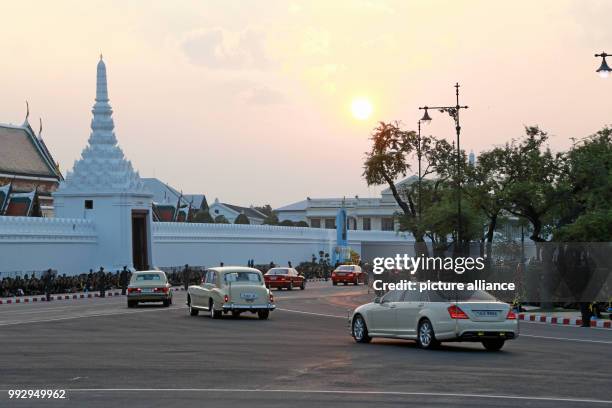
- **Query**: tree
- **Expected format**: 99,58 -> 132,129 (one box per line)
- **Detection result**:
214,215 -> 229,224
494,127 -> 563,242
554,128 -> 612,242
279,220 -> 295,227
191,209 -> 214,223
363,121 -> 457,244
256,204 -> 279,225
295,221 -> 309,227
234,213 -> 250,224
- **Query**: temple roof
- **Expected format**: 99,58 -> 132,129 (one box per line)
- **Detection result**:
0,123 -> 61,180
58,56 -> 146,194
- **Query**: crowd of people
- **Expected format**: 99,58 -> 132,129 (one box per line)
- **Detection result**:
0,256 -> 367,298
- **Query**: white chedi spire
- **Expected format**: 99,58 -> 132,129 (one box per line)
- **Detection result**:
60,56 -> 145,193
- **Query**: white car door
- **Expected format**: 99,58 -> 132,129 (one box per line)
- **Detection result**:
368,290 -> 403,335
394,289 -> 424,338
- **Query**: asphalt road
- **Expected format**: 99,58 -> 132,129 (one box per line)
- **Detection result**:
0,281 -> 610,408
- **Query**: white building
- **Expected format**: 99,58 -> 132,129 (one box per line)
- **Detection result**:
274,176 -> 419,231
208,198 -> 267,224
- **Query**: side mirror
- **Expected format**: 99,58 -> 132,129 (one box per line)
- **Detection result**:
374,297 -> 381,304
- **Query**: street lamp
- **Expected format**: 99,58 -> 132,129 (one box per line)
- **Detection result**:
419,83 -> 468,248
595,52 -> 611,79
416,119 -> 424,220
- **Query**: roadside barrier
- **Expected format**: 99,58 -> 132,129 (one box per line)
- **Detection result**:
0,286 -> 189,305
0,292 -> 123,304
519,313 -> 611,329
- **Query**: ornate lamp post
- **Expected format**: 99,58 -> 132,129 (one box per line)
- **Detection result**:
419,83 -> 468,248
417,119 -> 423,220
595,52 -> 611,79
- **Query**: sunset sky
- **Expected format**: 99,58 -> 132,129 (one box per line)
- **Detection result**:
1,0 -> 611,207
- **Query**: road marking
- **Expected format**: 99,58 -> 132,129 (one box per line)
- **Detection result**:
0,306 -> 182,327
277,308 -> 345,319
278,308 -> 612,344
520,334 -> 612,345
25,388 -> 612,405
0,304 -> 115,315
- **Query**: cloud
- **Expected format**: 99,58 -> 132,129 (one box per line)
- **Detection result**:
181,28 -> 272,70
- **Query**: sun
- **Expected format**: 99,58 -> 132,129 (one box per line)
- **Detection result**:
351,98 -> 373,120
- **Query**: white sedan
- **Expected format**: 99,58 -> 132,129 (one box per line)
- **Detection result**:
349,289 -> 518,351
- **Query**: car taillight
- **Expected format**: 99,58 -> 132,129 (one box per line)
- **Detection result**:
506,309 -> 517,320
269,293 -> 274,303
448,305 -> 469,319
332,272 -> 336,277
347,273 -> 353,277
127,288 -> 141,294
154,287 -> 169,293
224,295 -> 229,303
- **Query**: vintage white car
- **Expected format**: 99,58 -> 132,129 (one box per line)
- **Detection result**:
349,288 -> 518,351
127,270 -> 173,308
187,267 -> 275,319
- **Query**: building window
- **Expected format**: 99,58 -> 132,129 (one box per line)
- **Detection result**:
325,218 -> 336,229
311,218 -> 321,228
381,217 -> 394,231
84,200 -> 93,209
362,218 -> 371,230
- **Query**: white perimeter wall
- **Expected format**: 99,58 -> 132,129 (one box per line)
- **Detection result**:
0,217 -> 415,276
152,222 -> 414,268
0,216 -> 97,276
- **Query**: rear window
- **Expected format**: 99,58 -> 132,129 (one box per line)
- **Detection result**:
427,289 -> 497,302
224,272 -> 262,284
266,268 -> 289,275
336,265 -> 354,271
132,273 -> 165,282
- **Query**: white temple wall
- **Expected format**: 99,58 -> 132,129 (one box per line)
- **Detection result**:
151,222 -> 413,268
0,217 -> 415,276
0,217 -> 97,276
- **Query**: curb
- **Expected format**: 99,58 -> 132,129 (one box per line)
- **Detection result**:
519,313 -> 612,329
0,292 -> 123,304
0,287 -> 187,305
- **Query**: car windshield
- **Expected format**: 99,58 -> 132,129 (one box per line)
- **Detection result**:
336,265 -> 354,271
266,268 -> 289,275
224,272 -> 262,284
133,273 -> 164,283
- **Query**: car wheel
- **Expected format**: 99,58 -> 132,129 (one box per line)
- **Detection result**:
332,281 -> 337,286
188,296 -> 199,316
417,318 -> 440,349
127,300 -> 136,308
209,300 -> 222,319
258,310 -> 270,320
354,278 -> 359,285
231,310 -> 241,318
352,314 -> 372,343
163,299 -> 170,307
300,281 -> 305,290
482,339 -> 505,351
343,282 -> 348,286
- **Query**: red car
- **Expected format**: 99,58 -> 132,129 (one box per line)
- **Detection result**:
264,267 -> 305,290
332,265 -> 365,286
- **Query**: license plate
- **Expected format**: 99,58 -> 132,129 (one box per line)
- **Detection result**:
240,292 -> 257,300
270,277 -> 277,280
474,310 -> 499,317
141,288 -> 153,293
